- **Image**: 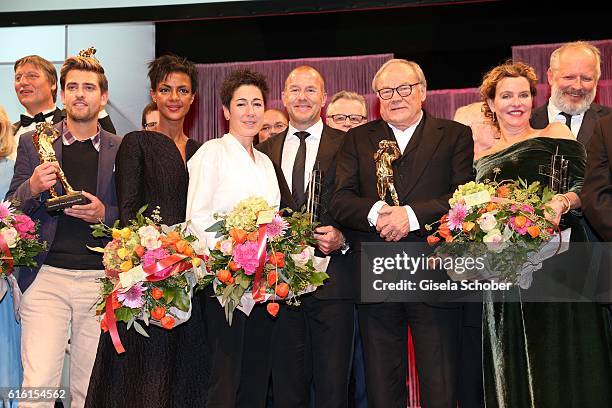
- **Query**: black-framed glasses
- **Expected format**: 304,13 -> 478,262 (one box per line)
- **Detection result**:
327,114 -> 367,125
376,82 -> 421,100
144,121 -> 157,129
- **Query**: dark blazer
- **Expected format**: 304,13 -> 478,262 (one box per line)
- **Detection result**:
257,124 -> 356,299
530,102 -> 612,146
582,114 -> 612,241
13,107 -> 117,135
5,122 -> 121,291
330,111 -> 474,243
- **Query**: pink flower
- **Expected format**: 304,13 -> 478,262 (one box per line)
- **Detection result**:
521,204 -> 535,214
267,215 -> 289,239
0,201 -> 14,220
142,247 -> 172,278
117,282 -> 146,308
447,203 -> 468,231
13,214 -> 36,239
509,216 -> 532,235
233,241 -> 260,275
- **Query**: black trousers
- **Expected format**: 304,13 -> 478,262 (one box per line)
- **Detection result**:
237,296 -> 355,408
359,302 -> 462,408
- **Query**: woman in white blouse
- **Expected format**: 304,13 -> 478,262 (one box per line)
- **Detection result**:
185,69 -> 280,407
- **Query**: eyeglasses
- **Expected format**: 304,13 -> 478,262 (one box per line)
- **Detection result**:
261,123 -> 287,133
376,82 -> 421,100
144,121 -> 157,129
327,114 -> 367,125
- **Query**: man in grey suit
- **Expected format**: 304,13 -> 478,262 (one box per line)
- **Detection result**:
6,54 -> 120,408
530,41 -> 610,145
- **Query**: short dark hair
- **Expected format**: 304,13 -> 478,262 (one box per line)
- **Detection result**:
60,56 -> 108,93
15,55 -> 58,101
220,69 -> 269,108
141,101 -> 158,128
148,54 -> 198,93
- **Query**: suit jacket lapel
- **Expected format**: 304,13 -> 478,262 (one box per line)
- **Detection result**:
267,130 -> 297,209
52,133 -> 64,195
368,120 -> 395,154
530,102 -> 550,129
399,113 -> 444,201
313,125 -> 342,175
577,107 -> 598,146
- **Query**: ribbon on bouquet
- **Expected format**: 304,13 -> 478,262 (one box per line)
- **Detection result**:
0,233 -> 14,276
251,223 -> 269,302
105,253 -> 200,354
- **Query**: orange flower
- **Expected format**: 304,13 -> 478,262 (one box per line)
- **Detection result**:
462,221 -> 476,232
440,214 -> 449,224
268,252 -> 285,268
497,185 -> 511,198
444,234 -> 455,243
267,302 -> 279,317
165,231 -> 181,244
100,316 -> 108,332
438,223 -> 452,240
229,228 -> 248,245
151,287 -> 164,300
527,226 -> 540,238
275,282 -> 289,298
427,235 -> 441,245
111,292 -> 121,310
134,245 -> 145,258
485,202 -> 498,212
229,260 -> 241,272
151,306 -> 166,320
267,271 -> 278,287
514,215 -> 527,228
216,269 -> 232,284
176,240 -> 194,256
161,315 -> 175,329
247,231 -> 259,242
227,276 -> 235,285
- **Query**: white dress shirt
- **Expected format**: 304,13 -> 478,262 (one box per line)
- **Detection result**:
547,98 -> 583,138
185,133 -> 281,249
367,112 -> 423,232
10,107 -> 57,161
280,119 -> 324,194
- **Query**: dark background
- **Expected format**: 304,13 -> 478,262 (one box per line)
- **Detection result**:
3,0 -> 611,90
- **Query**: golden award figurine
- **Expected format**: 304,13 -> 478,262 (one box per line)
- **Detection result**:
374,140 -> 401,206
32,122 -> 88,211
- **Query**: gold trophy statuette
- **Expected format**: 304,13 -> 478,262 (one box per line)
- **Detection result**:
374,140 -> 401,206
32,122 -> 88,212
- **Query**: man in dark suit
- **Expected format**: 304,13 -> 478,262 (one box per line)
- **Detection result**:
6,54 -> 120,408
249,66 -> 355,408
330,59 -> 474,408
530,41 -> 611,146
12,54 -> 116,160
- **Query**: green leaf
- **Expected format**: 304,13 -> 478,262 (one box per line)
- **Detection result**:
163,288 -> 176,304
133,320 -> 150,337
309,272 -> 330,286
205,220 -> 225,233
115,307 -> 139,323
173,288 -> 191,312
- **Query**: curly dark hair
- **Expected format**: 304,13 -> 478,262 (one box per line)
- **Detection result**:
148,54 -> 198,93
479,60 -> 537,126
219,69 -> 269,108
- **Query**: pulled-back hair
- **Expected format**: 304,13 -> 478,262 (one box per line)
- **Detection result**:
148,54 -> 198,93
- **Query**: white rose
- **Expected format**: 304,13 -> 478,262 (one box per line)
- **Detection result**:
0,227 -> 19,248
477,212 -> 497,233
141,235 -> 162,250
483,229 -> 506,253
290,247 -> 314,267
219,239 -> 233,256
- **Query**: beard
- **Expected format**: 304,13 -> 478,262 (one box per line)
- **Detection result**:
551,85 -> 596,115
66,105 -> 98,122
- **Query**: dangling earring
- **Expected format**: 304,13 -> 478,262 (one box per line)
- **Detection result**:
492,111 -> 497,123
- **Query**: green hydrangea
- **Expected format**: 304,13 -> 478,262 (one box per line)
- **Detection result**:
225,196 -> 274,232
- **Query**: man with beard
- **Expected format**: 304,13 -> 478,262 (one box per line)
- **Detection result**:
531,41 -> 610,145
6,54 -> 120,408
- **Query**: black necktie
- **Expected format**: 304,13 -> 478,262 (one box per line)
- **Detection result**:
20,111 -> 53,127
560,112 -> 572,129
291,131 -> 310,209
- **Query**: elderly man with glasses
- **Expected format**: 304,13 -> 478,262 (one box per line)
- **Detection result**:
331,59 -> 474,408
325,91 -> 368,132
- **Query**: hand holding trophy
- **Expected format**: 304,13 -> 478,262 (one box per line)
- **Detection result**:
32,122 -> 88,211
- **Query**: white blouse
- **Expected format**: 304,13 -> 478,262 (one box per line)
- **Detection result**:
185,133 -> 281,249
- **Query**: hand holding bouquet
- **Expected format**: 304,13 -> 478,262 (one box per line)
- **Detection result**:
90,206 -> 206,353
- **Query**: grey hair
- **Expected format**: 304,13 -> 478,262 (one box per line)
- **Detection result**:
549,41 -> 601,82
371,59 -> 427,94
327,91 -> 367,116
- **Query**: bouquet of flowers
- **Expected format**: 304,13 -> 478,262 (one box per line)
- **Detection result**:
426,173 -> 564,286
1,200 -> 47,307
90,206 -> 206,353
201,196 -> 329,324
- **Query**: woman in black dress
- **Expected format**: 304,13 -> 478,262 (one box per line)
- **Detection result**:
85,55 -> 208,408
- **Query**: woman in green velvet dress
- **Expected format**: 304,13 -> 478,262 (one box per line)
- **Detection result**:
475,61 -> 612,407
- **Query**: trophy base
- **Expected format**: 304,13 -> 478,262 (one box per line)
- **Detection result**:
46,192 -> 88,212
